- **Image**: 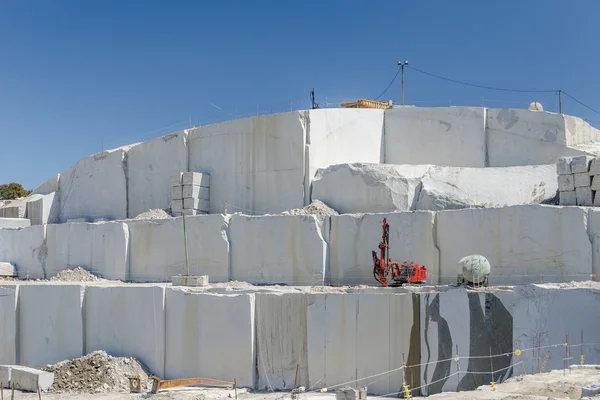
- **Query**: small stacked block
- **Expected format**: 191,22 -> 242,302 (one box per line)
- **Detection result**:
557,155 -> 594,206
170,172 -> 210,216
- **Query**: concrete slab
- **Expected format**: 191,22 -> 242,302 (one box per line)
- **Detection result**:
183,185 -> 209,199
59,148 -> 128,222
306,109 -> 384,204
26,192 -> 60,225
182,172 -> 210,187
307,293 -> 417,395
256,292 -> 308,390
557,157 -> 572,175
0,218 -> 30,229
576,187 -> 594,206
45,222 -> 129,280
127,215 -> 229,282
420,288 -> 513,395
127,131 -> 188,218
558,174 -> 575,192
229,214 -> 327,285
312,163 -> 431,213
19,285 -> 84,368
384,107 -> 486,167
0,365 -> 11,388
574,172 -> 591,188
0,225 -> 46,279
188,112 -> 306,214
0,263 -> 15,277
0,286 -> 18,365
559,190 -> 577,206
10,366 -> 54,392
436,205 -> 592,285
85,286 -> 165,378
571,155 -> 593,173
329,212 -> 439,285
513,284 -> 600,374
165,289 -> 255,387
171,185 -> 183,201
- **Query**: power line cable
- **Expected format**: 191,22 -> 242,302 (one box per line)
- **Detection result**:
374,67 -> 401,100
562,91 -> 600,116
407,65 -> 556,93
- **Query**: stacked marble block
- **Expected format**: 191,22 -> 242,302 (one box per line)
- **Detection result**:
170,172 -> 210,216
557,156 -> 598,206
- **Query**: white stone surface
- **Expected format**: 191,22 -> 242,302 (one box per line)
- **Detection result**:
384,107 -> 486,167
188,112 -> 306,214
0,262 -> 15,276
10,366 -> 54,392
587,210 -> 600,281
127,131 -> 188,217
559,190 -> 577,206
182,172 -> 210,187
165,290 -> 255,387
571,155 -> 593,173
171,185 -> 183,201
45,222 -> 130,280
170,173 -> 183,186
31,174 -> 60,195
556,157 -> 572,175
19,285 -> 84,368
59,148 -> 128,222
329,212 -> 439,285
0,225 -> 46,279
437,205 -> 592,285
420,288 -> 513,395
513,285 -> 600,374
306,109 -> 384,204
171,199 -> 183,213
127,215 -> 230,282
26,192 -> 60,225
0,218 -> 30,229
558,174 -> 575,192
486,109 -> 591,167
171,275 -> 208,287
229,214 -> 327,285
0,365 -> 10,388
576,186 -> 593,206
183,185 -> 209,199
85,286 -> 165,378
417,165 -> 558,211
307,293 -> 415,395
183,198 -> 209,211
312,163 -> 431,213
564,115 -> 600,146
0,198 -> 28,219
0,286 -> 18,365
256,292 -> 308,390
590,159 -> 600,176
574,172 -> 591,188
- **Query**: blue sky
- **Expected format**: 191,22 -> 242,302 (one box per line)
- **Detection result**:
1,0 -> 599,189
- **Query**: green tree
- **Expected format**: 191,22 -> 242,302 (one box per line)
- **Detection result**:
0,182 -> 31,200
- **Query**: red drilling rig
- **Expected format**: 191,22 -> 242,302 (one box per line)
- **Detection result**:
372,217 -> 428,287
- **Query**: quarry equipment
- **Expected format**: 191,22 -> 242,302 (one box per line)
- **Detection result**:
457,254 -> 491,287
372,218 -> 427,287
341,99 -> 393,109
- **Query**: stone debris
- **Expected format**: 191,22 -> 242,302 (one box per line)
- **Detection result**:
133,208 -> 172,220
43,350 -> 152,394
49,267 -> 104,282
283,200 -> 339,216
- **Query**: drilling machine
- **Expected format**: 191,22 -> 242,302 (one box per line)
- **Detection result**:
372,218 -> 427,287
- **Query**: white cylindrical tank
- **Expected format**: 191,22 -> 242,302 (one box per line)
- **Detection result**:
528,101 -> 544,111
458,255 -> 491,286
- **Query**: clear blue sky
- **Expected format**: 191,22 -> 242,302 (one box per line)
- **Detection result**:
1,0 -> 599,189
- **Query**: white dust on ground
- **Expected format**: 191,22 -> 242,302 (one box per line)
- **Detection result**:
43,350 -> 153,394
283,199 -> 339,216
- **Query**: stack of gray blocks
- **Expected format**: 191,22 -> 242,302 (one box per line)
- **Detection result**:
557,155 -> 597,206
170,172 -> 210,216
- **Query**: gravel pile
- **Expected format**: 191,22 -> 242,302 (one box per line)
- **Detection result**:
133,209 -> 172,220
283,200 -> 338,216
44,351 -> 152,394
49,267 -> 104,282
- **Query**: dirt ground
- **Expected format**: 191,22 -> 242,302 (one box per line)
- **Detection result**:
3,366 -> 599,400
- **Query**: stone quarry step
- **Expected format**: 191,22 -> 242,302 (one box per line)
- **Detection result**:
0,262 -> 16,277
0,365 -> 54,392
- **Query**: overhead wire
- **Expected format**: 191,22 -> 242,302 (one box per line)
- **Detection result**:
562,91 -> 600,116
374,67 -> 401,100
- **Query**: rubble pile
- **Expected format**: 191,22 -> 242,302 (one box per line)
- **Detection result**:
49,267 -> 104,282
284,199 -> 339,216
133,208 -> 172,220
43,351 -> 152,393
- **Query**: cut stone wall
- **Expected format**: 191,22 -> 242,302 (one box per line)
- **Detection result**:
437,205 -> 592,285
256,292 -> 308,390
0,285 -> 18,365
59,148 -> 129,222
385,107 -> 486,167
127,131 -> 188,217
229,214 -> 327,285
26,192 -> 60,225
127,215 -> 229,282
18,285 -> 84,368
45,222 -> 129,280
0,225 -> 46,279
188,112 -> 307,214
165,290 -> 255,387
0,218 -> 30,229
329,212 -> 439,285
85,286 -> 166,378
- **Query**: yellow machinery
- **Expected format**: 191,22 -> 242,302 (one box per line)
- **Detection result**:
341,99 -> 393,109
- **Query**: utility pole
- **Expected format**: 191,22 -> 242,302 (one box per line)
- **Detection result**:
311,88 -> 319,109
558,90 -> 563,114
397,60 -> 408,106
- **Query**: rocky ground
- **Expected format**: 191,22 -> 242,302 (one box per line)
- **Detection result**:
283,200 -> 338,216
49,267 -> 106,282
3,366 -> 599,399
